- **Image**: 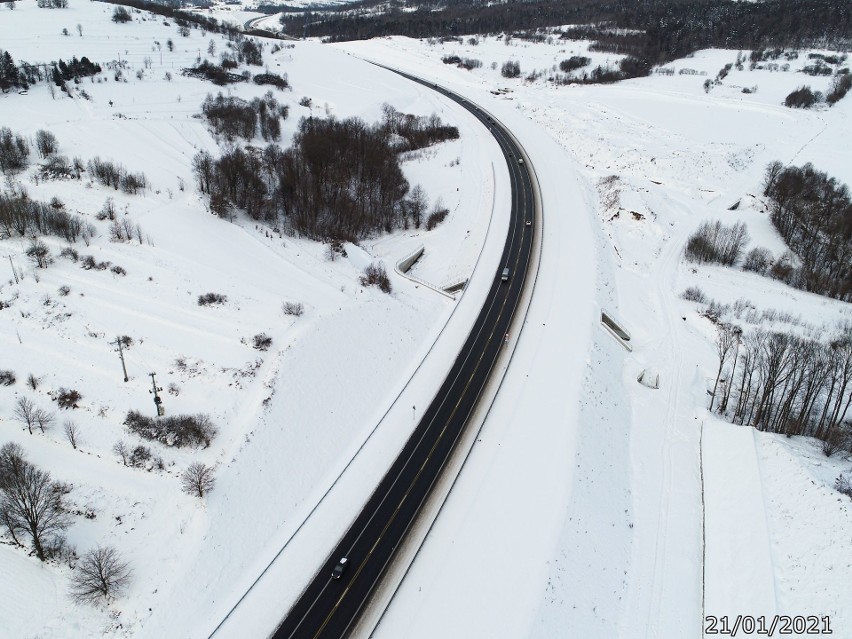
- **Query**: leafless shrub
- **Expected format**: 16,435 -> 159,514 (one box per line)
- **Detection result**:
55,388 -> 82,410
742,247 -> 774,275
124,411 -> 217,448
252,333 -> 272,351
128,444 -> 161,469
681,286 -> 707,303
97,197 -> 116,221
836,474 -> 852,499
360,262 -> 392,294
70,546 -> 132,603
198,292 -> 227,306
425,206 -> 449,231
0,370 -> 15,386
821,428 -> 846,457
59,247 -> 79,262
282,301 -> 303,316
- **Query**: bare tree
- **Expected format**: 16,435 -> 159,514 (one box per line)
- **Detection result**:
710,323 -> 740,412
63,420 -> 79,449
33,407 -> 55,433
0,447 -> 71,561
112,440 -> 130,466
0,442 -> 26,489
13,397 -> 36,434
25,239 -> 50,269
0,443 -> 26,546
181,463 -> 215,498
70,546 -> 132,603
35,130 -> 59,158
406,184 -> 428,229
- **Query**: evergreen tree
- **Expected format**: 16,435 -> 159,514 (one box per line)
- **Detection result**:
0,50 -> 17,92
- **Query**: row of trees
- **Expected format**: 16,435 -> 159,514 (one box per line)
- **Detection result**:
0,49 -> 102,93
708,324 -> 852,451
763,162 -> 852,301
86,157 -> 148,194
0,193 -> 95,243
784,73 -> 852,109
2,126 -> 147,194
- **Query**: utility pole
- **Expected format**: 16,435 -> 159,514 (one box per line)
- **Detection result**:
110,336 -> 129,382
8,255 -> 19,284
149,372 -> 164,417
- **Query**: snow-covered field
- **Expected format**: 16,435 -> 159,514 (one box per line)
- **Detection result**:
2,3 -> 851,638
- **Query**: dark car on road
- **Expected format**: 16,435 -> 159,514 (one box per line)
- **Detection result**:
332,557 -> 349,580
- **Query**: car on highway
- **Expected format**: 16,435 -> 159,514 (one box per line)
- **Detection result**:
332,557 -> 349,580
501,267 -> 510,282
518,158 -> 524,164
526,219 -> 532,226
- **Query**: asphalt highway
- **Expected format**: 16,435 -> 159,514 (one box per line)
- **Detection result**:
271,71 -> 536,639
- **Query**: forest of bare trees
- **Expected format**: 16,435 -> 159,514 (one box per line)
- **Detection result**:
763,162 -> 852,301
201,91 -> 288,142
0,193 -> 95,243
193,106 -> 458,240
708,323 -> 852,453
279,0 -> 850,83
684,220 -> 750,266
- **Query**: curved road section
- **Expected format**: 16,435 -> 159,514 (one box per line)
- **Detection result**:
272,72 -> 536,639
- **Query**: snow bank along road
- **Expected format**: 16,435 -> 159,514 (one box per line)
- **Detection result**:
271,71 -> 537,639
